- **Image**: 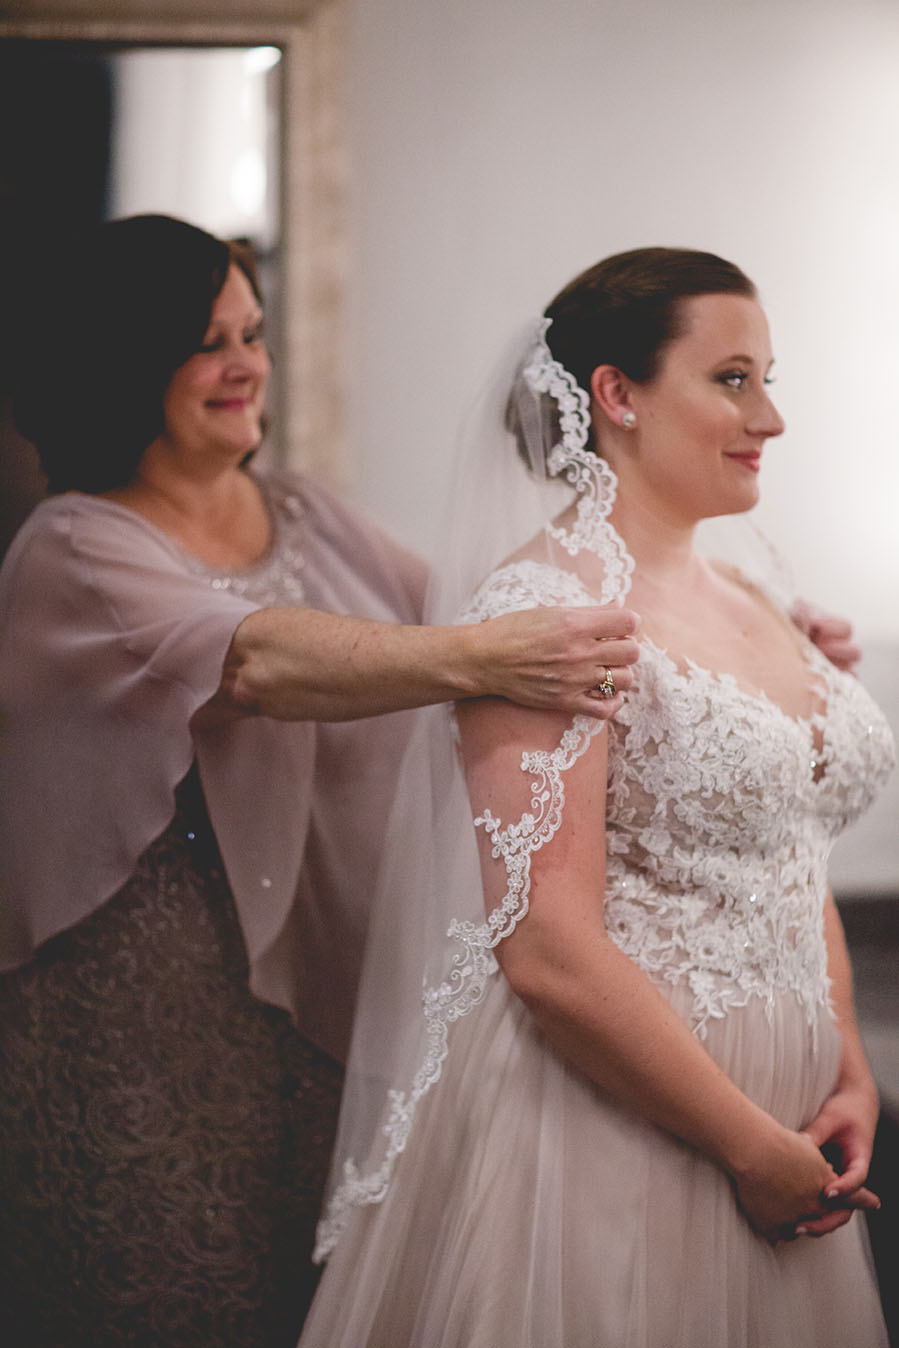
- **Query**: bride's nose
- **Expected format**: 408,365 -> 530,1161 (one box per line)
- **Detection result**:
748,388 -> 785,439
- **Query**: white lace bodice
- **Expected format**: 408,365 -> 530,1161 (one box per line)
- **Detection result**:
462,560 -> 896,1036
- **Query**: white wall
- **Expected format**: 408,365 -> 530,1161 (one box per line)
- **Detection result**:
112,47 -> 280,248
345,0 -> 898,892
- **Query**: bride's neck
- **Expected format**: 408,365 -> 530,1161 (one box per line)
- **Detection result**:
609,494 -> 701,588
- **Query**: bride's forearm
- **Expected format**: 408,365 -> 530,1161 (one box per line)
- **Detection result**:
500,901 -> 884,1240
497,922 -> 784,1179
498,919 -> 857,1240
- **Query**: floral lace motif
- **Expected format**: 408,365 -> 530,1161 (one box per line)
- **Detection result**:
520,320 -> 634,602
462,560 -> 895,1044
472,561 -> 895,1041
605,633 -> 895,1037
457,558 -> 599,625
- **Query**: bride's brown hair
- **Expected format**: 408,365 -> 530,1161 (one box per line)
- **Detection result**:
544,247 -> 756,394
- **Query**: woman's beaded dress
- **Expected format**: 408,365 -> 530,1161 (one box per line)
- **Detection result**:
0,473 -> 419,1347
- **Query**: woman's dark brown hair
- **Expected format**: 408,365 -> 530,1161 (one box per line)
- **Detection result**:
14,214 -> 262,494
544,246 -> 757,396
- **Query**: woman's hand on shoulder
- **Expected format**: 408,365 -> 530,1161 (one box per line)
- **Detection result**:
792,601 -> 862,675
470,604 -> 640,719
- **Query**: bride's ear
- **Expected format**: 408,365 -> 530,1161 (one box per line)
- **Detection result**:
589,365 -> 635,431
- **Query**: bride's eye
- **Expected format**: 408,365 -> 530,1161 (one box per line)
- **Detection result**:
717,371 -> 748,389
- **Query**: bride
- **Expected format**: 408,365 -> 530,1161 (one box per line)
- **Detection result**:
299,248 -> 895,1347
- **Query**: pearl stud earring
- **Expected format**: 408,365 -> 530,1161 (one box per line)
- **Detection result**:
621,411 -> 636,430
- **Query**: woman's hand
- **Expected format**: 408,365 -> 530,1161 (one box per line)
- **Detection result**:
219,602 -> 639,723
791,601 -> 862,675
471,604 -> 640,718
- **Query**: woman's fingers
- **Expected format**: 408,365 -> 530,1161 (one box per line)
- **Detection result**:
578,689 -> 627,720
586,664 -> 635,699
791,603 -> 862,673
591,638 -> 641,669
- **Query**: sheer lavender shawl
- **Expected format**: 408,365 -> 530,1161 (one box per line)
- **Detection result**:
0,473 -> 423,1060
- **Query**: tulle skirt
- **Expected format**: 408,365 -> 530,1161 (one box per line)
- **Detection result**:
300,974 -> 888,1348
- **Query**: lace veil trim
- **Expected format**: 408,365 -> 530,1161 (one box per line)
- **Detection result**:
314,322 -> 628,1260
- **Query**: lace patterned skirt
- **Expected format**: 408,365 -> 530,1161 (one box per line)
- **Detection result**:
301,972 -> 888,1348
0,769 -> 342,1348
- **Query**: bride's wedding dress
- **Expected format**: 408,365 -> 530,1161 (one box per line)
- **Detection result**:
300,319 -> 894,1348
301,552 -> 893,1347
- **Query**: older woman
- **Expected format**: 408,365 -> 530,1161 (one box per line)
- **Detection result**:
300,248 -> 894,1347
0,215 -> 642,1348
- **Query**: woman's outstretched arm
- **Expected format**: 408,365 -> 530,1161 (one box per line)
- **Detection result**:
456,696 -> 879,1244
207,603 -> 639,723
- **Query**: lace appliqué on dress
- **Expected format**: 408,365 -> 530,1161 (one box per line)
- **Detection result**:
444,559 -> 894,1048
458,557 -> 601,624
604,639 -> 896,1039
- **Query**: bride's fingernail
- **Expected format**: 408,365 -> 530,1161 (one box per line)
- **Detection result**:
825,1187 -> 839,1199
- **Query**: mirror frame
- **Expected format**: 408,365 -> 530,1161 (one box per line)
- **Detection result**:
0,0 -> 348,485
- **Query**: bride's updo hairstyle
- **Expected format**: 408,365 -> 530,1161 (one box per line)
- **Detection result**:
544,246 -> 757,396
507,247 -> 757,467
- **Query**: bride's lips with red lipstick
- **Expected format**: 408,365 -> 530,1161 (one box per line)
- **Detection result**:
725,451 -> 761,472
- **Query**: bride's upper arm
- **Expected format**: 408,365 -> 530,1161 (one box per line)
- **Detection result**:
454,695 -> 611,994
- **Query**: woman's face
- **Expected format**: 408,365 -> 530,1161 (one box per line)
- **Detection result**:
607,292 -> 785,525
160,263 -> 270,464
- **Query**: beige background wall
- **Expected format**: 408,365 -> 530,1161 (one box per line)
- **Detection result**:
341,0 -> 899,892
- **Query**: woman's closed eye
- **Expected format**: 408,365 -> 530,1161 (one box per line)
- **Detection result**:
197,322 -> 264,354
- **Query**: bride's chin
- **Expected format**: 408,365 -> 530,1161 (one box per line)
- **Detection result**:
721,480 -> 761,514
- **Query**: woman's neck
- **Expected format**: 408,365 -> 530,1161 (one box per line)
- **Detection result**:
104,452 -> 271,570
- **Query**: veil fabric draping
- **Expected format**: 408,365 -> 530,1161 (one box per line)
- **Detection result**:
302,322 -> 893,1348
0,471 -> 422,1060
311,320 -> 638,1257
